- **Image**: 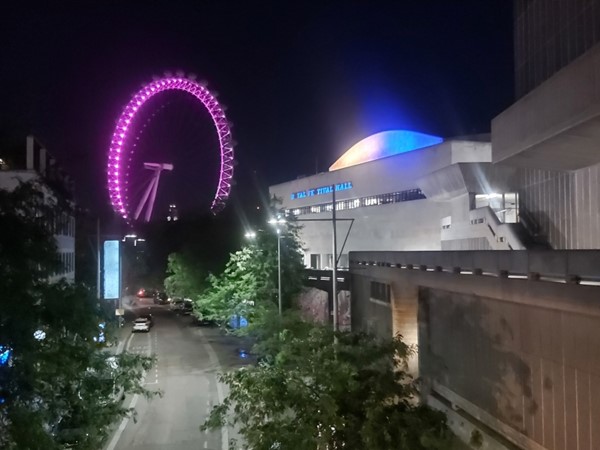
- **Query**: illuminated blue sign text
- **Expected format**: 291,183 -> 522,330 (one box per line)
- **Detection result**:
291,181 -> 353,200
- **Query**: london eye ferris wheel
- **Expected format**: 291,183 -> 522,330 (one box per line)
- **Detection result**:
106,73 -> 234,223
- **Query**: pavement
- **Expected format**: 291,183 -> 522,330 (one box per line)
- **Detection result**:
102,297 -> 250,450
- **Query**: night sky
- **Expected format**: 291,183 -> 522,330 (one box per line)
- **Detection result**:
1,1 -> 514,218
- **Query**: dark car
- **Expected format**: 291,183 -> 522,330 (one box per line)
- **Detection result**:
181,299 -> 193,315
169,298 -> 184,311
136,288 -> 155,298
154,291 -> 169,304
170,298 -> 193,315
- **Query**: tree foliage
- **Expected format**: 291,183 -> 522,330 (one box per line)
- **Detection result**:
0,182 -> 154,449
163,252 -> 207,299
193,214 -> 305,326
203,314 -> 454,450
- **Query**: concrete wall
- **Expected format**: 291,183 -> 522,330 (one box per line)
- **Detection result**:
514,0 -> 600,99
350,250 -> 600,450
516,163 -> 600,249
492,42 -> 600,170
573,163 -> 600,248
299,199 -> 451,268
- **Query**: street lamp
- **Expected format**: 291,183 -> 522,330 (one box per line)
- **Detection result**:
268,216 -> 286,316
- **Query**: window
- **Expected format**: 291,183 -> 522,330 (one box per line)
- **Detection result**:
474,192 -> 519,224
285,188 -> 426,216
441,216 -> 451,230
370,281 -> 391,304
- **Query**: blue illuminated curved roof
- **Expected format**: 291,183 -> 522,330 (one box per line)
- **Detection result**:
329,130 -> 443,171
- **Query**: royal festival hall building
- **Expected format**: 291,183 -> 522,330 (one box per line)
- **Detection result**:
269,129 -> 565,270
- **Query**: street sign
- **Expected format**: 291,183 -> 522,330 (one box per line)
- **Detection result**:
115,308 -> 125,316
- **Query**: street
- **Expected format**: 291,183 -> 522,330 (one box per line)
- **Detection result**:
104,299 -> 249,450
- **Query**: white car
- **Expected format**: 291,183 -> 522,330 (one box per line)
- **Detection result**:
132,317 -> 152,332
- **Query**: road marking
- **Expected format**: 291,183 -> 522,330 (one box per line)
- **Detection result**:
105,329 -> 152,450
204,441 -> 208,448
197,328 -> 228,450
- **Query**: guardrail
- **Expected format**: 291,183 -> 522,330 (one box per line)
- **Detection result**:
349,250 -> 600,284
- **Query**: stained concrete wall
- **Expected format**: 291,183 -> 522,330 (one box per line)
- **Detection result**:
350,250 -> 600,450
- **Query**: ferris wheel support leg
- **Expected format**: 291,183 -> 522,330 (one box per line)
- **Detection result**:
145,171 -> 162,222
134,176 -> 157,221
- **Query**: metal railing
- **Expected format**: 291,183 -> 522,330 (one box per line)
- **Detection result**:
350,250 -> 600,284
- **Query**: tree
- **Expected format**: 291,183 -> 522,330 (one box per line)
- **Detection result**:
203,315 -> 454,450
0,182 -> 154,449
163,252 -> 207,299
193,213 -> 305,326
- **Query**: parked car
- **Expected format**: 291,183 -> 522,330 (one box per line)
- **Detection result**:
136,288 -> 155,298
181,299 -> 193,315
169,298 -> 193,314
169,298 -> 184,311
132,315 -> 152,332
154,291 -> 169,304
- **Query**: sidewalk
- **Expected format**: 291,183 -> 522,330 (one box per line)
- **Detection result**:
103,302 -> 137,358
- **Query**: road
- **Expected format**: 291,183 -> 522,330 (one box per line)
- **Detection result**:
104,299 -> 250,450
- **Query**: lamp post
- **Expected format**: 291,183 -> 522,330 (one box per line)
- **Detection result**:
276,228 -> 282,316
268,216 -> 286,316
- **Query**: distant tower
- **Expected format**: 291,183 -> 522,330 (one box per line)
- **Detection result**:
167,203 -> 178,222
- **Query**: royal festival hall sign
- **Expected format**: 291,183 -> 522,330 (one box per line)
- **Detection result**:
291,181 -> 353,200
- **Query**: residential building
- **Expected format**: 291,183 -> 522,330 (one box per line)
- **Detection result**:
0,135 -> 76,282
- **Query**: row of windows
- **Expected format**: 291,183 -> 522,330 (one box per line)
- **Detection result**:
52,251 -> 75,276
308,253 -> 349,270
370,281 -> 391,304
286,188 -> 426,216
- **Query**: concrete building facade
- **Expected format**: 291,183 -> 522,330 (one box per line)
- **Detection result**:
0,136 -> 76,282
494,0 -> 600,250
350,250 -> 600,450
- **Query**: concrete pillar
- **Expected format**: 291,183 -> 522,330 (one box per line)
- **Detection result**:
26,135 -> 35,170
39,148 -> 47,175
390,281 -> 419,376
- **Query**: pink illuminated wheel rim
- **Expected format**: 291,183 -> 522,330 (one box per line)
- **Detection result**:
107,76 -> 234,220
